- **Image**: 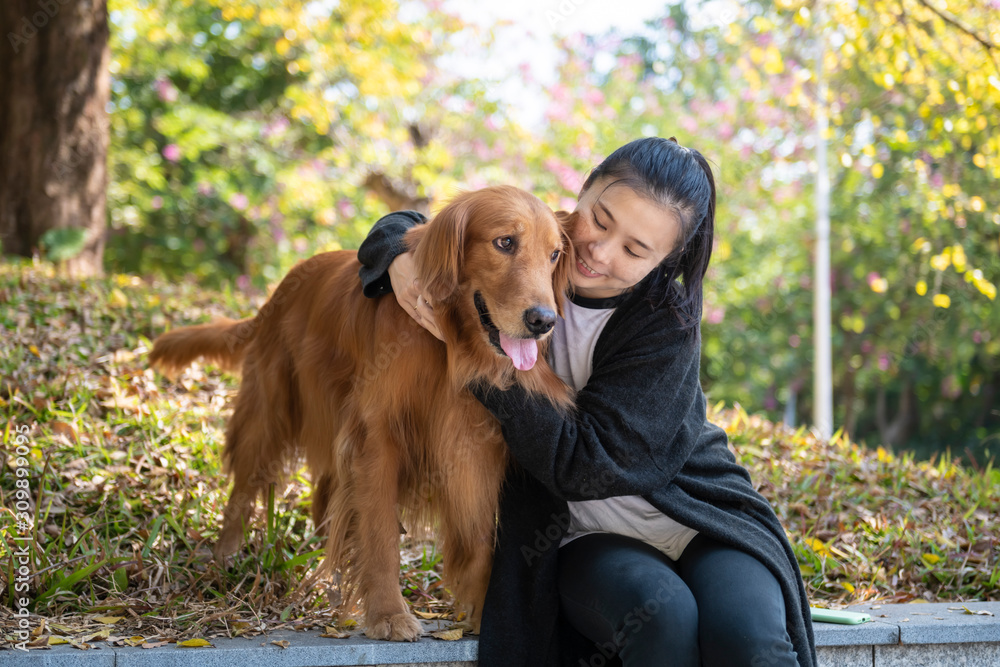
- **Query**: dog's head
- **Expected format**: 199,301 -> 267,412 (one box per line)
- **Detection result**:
407,186 -> 574,372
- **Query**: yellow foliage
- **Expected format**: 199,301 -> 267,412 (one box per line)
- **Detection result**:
932,293 -> 951,308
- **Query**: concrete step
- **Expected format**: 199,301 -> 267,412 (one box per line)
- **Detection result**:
2,601 -> 998,666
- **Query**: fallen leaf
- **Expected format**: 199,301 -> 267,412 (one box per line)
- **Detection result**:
124,636 -> 146,646
431,629 -> 464,641
108,288 -> 129,309
320,626 -> 349,639
340,619 -> 358,628
142,641 -> 169,649
82,629 -> 111,642
177,638 -> 213,648
962,606 -> 994,616
48,636 -> 71,646
49,420 -> 79,443
271,640 -> 289,648
95,616 -> 124,624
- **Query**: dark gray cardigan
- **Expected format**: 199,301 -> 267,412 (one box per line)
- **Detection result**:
358,212 -> 817,667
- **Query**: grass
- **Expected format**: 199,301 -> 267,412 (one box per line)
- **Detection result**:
1,259 -> 998,649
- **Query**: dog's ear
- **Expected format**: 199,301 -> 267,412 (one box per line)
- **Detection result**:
552,210 -> 578,317
412,196 -> 472,302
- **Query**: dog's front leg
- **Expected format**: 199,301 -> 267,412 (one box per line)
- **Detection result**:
351,428 -> 422,642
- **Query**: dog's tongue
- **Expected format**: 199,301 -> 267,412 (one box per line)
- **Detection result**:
499,333 -> 538,371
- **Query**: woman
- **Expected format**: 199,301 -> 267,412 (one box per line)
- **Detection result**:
357,137 -> 816,666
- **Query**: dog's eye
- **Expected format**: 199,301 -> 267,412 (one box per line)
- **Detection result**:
493,236 -> 515,253
550,249 -> 560,263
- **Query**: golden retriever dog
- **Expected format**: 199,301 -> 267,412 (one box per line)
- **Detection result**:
149,186 -> 574,641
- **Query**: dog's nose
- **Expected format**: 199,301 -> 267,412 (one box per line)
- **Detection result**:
524,307 -> 556,335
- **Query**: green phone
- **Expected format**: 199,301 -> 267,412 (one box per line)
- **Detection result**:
810,607 -> 871,625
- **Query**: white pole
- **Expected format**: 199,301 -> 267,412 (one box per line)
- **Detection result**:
813,3 -> 833,440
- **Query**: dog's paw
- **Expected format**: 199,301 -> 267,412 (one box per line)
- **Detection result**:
212,534 -> 241,561
364,611 -> 422,642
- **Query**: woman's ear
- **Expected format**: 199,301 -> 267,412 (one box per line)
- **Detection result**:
411,197 -> 471,302
552,210 -> 578,317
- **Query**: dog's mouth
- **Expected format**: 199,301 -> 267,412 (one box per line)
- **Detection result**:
474,292 -> 539,371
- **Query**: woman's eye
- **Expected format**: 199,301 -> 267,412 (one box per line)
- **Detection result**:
625,247 -> 641,258
593,217 -> 606,231
550,249 -> 560,262
494,236 -> 515,253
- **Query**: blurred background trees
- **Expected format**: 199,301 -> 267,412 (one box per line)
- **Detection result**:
1,0 -> 996,460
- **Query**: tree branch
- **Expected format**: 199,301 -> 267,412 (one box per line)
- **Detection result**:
916,0 -> 998,51
363,172 -> 430,216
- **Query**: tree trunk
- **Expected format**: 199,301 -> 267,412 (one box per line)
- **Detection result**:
0,0 -> 110,276
875,380 -> 914,448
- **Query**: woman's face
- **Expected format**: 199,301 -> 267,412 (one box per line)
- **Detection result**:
570,177 -> 681,299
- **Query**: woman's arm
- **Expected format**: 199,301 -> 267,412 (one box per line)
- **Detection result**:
471,310 -> 707,502
357,210 -> 427,297
357,210 -> 444,338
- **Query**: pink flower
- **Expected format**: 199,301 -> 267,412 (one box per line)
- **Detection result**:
878,353 -> 890,371
236,274 -> 251,292
163,144 -> 181,162
973,331 -> 982,344
559,197 -> 576,211
788,334 -> 800,348
861,340 -> 873,354
151,195 -> 163,210
197,182 -> 213,196
156,78 -> 177,103
544,158 -> 583,194
518,62 -> 534,83
262,117 -> 289,139
584,89 -> 605,106
229,193 -> 249,210
336,199 -> 356,218
545,104 -> 569,122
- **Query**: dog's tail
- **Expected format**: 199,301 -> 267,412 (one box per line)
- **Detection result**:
149,317 -> 256,378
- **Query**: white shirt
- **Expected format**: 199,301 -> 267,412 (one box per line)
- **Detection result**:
553,296 -> 699,561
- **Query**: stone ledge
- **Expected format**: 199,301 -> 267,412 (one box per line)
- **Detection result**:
2,602 -> 997,666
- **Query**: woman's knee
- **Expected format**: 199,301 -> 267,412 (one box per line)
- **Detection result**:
559,535 -> 699,654
699,623 -> 797,667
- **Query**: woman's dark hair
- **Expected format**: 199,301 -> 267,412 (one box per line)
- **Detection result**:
582,136 -> 716,330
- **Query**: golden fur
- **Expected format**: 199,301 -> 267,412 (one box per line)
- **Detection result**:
149,186 -> 575,641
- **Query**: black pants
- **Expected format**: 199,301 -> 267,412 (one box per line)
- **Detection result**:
557,532 -> 799,667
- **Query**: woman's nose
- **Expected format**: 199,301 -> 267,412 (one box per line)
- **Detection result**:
589,240 -> 610,265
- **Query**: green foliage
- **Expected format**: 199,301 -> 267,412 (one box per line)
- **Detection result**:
39,228 -> 87,263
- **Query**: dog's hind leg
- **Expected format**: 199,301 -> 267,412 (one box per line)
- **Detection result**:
352,423 -> 422,642
215,354 -> 297,559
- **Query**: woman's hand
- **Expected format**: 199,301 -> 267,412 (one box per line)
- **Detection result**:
387,251 -> 445,342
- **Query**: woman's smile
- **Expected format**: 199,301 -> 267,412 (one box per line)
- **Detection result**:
576,255 -> 604,278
